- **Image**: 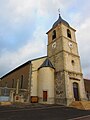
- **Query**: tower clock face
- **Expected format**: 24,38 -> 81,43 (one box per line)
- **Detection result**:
52,42 -> 56,48
69,42 -> 73,48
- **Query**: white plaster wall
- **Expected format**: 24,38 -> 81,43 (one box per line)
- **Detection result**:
38,67 -> 54,104
32,57 -> 46,71
31,71 -> 38,96
31,57 -> 46,97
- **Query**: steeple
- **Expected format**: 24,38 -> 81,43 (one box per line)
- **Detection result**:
47,12 -> 87,105
52,13 -> 69,28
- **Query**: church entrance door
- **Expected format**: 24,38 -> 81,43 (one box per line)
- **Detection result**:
73,83 -> 79,101
43,91 -> 47,102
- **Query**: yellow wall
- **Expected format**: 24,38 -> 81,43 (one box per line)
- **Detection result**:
31,57 -> 46,97
38,67 -> 54,104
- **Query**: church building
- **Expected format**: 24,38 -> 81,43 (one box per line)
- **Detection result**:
0,14 -> 87,106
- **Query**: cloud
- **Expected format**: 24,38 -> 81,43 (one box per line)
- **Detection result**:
0,26 -> 47,77
76,17 -> 90,78
0,0 -> 90,79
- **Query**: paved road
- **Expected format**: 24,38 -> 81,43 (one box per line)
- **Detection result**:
69,115 -> 90,120
0,105 -> 90,120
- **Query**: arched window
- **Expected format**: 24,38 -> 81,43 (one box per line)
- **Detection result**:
73,82 -> 78,88
67,29 -> 71,38
20,75 -> 23,89
52,30 -> 56,40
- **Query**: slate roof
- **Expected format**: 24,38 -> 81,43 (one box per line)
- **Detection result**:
52,14 -> 69,28
38,58 -> 55,70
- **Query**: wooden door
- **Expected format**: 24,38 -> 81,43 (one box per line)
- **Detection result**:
43,91 -> 47,102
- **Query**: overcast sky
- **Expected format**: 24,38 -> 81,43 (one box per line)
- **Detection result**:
0,0 -> 90,79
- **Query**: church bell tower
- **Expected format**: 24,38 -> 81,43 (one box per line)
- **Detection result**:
46,13 -> 87,105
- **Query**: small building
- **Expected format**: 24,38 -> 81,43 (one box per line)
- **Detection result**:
84,79 -> 90,100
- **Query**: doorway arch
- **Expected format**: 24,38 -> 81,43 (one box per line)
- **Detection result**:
73,82 -> 79,101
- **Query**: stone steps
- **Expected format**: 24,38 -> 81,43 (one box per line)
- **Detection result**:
69,101 -> 90,110
81,101 -> 90,110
